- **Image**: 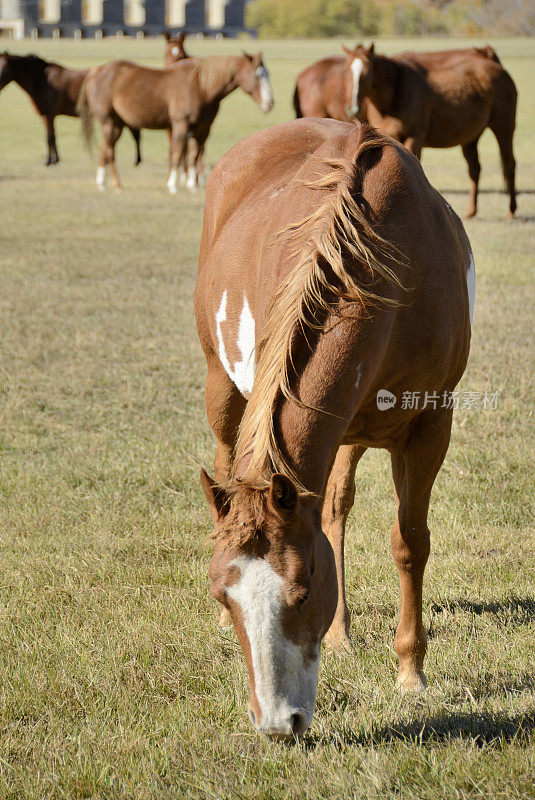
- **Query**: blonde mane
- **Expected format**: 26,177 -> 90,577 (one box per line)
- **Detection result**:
231,127 -> 405,495
191,55 -> 243,99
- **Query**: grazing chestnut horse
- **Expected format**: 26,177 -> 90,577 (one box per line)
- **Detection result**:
0,52 -> 141,167
293,45 -> 499,122
77,53 -> 273,193
195,118 -> 474,738
344,44 -> 517,218
164,31 -> 189,67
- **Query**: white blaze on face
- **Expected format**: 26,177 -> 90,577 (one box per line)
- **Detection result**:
350,58 -> 364,115
215,291 -> 256,396
467,250 -> 475,325
227,555 -> 320,736
171,46 -> 179,57
256,66 -> 274,112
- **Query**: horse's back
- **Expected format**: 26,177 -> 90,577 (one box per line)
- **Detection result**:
198,120 -> 470,346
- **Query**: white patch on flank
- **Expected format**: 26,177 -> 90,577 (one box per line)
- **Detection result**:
467,249 -> 476,325
167,167 -> 178,195
350,58 -> 364,116
256,66 -> 274,112
96,166 -> 106,191
186,165 -> 197,191
215,291 -> 256,396
227,556 -> 319,736
171,46 -> 179,57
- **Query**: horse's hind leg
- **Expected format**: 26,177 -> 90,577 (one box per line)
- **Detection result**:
461,139 -> 481,218
322,444 -> 366,652
97,118 -> 124,192
43,116 -> 59,166
167,121 -> 188,195
491,125 -> 517,218
129,127 -> 142,166
390,409 -> 452,692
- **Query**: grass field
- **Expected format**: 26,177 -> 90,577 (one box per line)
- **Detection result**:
0,34 -> 534,799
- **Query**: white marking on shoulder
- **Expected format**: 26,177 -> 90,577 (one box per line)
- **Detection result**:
215,291 -> 256,396
350,58 -> 364,114
227,556 -> 319,732
467,249 -> 475,325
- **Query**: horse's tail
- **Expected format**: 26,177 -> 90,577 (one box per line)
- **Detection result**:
76,70 -> 95,151
293,84 -> 302,119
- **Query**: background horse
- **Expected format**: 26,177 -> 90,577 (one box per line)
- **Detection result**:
164,32 -> 189,67
195,117 -> 473,738
344,43 -> 517,217
77,52 -> 274,193
293,44 -> 500,122
0,52 -> 141,167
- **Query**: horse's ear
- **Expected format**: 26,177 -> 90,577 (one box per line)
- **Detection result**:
368,42 -> 375,55
268,474 -> 298,513
342,44 -> 353,55
200,469 -> 230,523
241,50 -> 253,61
178,31 -> 185,43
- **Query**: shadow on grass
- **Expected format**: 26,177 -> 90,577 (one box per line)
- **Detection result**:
430,596 -> 534,623
440,187 -> 535,196
304,710 -> 535,750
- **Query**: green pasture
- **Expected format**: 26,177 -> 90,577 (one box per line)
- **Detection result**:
0,34 -> 533,799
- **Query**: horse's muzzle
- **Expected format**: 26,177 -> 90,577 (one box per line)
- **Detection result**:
345,103 -> 359,119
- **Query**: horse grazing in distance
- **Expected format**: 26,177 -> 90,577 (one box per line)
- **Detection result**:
77,53 -> 274,193
0,52 -> 141,167
293,44 -> 499,123
164,31 -> 189,67
344,43 -> 517,218
195,118 -> 473,738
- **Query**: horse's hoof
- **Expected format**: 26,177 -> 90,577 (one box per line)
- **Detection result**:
168,186 -> 177,196
396,670 -> 427,694
324,626 -> 353,653
114,186 -> 123,194
218,608 -> 232,628
507,210 -> 516,219
97,184 -> 106,193
464,209 -> 476,219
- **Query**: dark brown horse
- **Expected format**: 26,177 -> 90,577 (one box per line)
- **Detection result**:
293,45 -> 499,123
195,117 -> 473,737
0,52 -> 141,166
344,44 -> 517,217
164,31 -> 189,67
77,53 -> 274,193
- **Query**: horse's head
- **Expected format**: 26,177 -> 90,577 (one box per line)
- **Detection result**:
342,43 -> 375,119
237,52 -> 274,113
164,31 -> 188,65
0,52 -> 14,91
201,470 -> 337,739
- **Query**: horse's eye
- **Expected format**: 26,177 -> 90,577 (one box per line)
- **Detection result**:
297,592 -> 310,611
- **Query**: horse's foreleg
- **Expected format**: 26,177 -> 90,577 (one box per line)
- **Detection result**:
167,122 -> 188,195
204,358 -> 246,627
390,409 -> 452,693
43,116 -> 59,166
321,444 -> 366,652
461,139 -> 481,218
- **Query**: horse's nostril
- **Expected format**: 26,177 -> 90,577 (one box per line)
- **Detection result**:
290,712 -> 306,736
248,706 -> 256,727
